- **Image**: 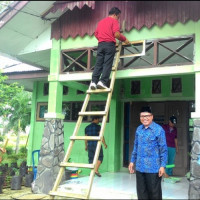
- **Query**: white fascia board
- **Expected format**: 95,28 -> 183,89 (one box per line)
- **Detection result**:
58,65 -> 195,82
18,26 -> 52,55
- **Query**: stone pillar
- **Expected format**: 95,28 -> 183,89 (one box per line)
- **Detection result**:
32,119 -> 65,194
188,119 -> 200,199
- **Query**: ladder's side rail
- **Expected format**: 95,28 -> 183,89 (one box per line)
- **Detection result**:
85,115 -> 107,198
72,93 -> 91,137
51,93 -> 91,193
110,45 -> 122,89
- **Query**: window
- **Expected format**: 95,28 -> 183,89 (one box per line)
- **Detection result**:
172,78 -> 182,93
63,86 -> 68,95
77,90 -> 84,95
87,101 -> 108,122
62,101 -> 108,122
43,83 -> 69,96
43,83 -> 49,96
152,80 -> 161,94
37,101 -> 109,122
131,81 -> 140,95
36,103 -> 48,121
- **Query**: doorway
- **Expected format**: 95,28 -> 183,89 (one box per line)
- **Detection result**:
123,101 -> 190,176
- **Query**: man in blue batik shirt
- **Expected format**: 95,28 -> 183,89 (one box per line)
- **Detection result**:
129,106 -> 168,200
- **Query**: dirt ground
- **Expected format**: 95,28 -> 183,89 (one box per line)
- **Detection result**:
0,186 -> 50,199
0,186 -> 31,199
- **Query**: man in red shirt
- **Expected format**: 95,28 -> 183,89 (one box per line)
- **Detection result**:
90,7 -> 130,90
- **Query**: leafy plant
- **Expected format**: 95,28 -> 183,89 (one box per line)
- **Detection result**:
19,146 -> 27,154
0,136 -> 4,142
0,74 -> 31,153
0,74 -> 23,116
13,168 -> 20,176
5,146 -> 14,155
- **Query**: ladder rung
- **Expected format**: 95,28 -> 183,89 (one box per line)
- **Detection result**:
60,162 -> 95,169
87,88 -> 112,94
49,191 -> 86,199
120,52 -> 145,58
79,111 -> 106,116
70,136 -> 101,140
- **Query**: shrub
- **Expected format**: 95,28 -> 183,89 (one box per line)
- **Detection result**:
0,135 -> 4,142
19,146 -> 27,154
6,146 -> 14,155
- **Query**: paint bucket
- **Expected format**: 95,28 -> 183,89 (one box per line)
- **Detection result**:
66,167 -> 79,179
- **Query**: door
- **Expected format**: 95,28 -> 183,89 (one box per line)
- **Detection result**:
164,101 -> 189,176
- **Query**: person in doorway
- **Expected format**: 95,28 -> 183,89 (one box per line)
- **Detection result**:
90,7 -> 130,90
128,106 -> 168,199
162,116 -> 178,178
85,116 -> 107,177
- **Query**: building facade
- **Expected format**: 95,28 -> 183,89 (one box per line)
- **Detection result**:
1,1 -> 200,197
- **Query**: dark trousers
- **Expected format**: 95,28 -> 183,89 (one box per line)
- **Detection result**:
92,42 -> 116,86
136,171 -> 162,200
88,145 -> 103,163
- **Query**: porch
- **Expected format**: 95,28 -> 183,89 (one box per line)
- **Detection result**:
0,172 -> 189,199
57,171 -> 189,199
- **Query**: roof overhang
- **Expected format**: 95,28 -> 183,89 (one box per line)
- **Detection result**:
0,1 -> 58,72
41,1 -> 95,18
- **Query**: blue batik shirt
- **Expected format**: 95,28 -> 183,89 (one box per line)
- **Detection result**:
85,123 -> 101,146
130,121 -> 168,173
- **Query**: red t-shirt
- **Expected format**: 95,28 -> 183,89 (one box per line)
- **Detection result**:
94,16 -> 126,43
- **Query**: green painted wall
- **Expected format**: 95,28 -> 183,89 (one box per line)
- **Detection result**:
123,74 -> 195,101
28,20 -> 198,173
27,74 -> 194,171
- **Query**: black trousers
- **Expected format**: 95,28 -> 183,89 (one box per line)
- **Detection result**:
136,171 -> 162,200
88,145 -> 103,163
92,42 -> 116,86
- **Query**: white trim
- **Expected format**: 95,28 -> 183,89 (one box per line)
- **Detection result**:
44,112 -> 65,119
58,64 -> 195,82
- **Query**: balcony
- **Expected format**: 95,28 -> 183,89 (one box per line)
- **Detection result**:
60,35 -> 194,74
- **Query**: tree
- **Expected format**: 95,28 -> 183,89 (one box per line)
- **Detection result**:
0,73 -> 32,153
0,74 -> 23,116
5,91 -> 32,153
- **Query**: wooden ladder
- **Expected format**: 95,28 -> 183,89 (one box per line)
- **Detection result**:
49,21 -> 126,199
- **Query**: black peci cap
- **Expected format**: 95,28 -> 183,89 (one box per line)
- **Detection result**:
170,116 -> 177,124
140,106 -> 152,114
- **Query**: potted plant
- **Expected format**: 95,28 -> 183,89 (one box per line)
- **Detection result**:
0,171 -> 5,193
25,172 -> 33,187
10,168 -> 22,190
19,160 -> 28,177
